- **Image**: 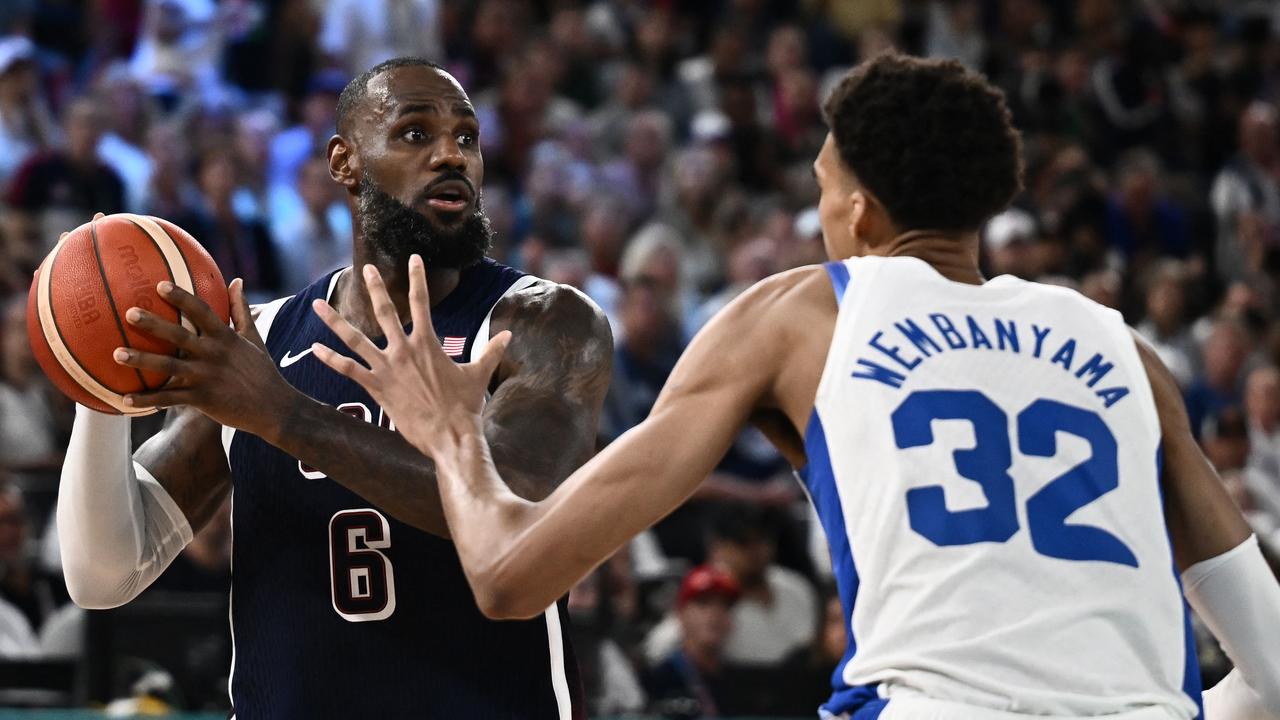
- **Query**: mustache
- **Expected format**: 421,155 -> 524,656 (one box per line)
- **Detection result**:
417,171 -> 477,204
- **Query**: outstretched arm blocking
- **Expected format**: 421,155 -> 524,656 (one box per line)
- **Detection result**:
315,257 -> 809,618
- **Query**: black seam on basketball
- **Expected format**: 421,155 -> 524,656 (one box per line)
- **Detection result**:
91,218 -> 152,391
147,219 -> 183,330
46,229 -> 123,398
131,217 -> 184,379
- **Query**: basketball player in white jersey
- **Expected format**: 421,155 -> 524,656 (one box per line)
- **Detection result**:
313,54 -> 1280,720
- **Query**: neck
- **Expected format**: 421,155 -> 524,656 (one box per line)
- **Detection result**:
880,230 -> 984,285
683,641 -> 721,674
337,234 -> 462,337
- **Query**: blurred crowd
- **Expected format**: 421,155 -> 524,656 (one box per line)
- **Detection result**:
1,0 -> 1280,716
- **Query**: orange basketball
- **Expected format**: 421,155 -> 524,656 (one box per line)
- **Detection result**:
26,214 -> 230,415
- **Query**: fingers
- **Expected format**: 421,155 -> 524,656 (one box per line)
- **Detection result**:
472,330 -> 511,383
407,255 -> 435,341
125,307 -> 203,350
157,281 -> 228,336
312,299 -> 385,368
229,278 -> 264,346
123,388 -> 193,409
363,265 -> 406,345
93,212 -> 105,221
113,347 -> 193,377
311,342 -> 376,387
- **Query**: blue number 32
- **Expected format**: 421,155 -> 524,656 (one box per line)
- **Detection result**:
892,390 -> 1138,568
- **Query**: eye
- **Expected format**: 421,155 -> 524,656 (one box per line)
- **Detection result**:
402,127 -> 427,143
457,133 -> 476,147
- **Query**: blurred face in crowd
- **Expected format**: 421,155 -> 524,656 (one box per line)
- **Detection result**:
198,153 -> 238,205
1203,321 -> 1250,391
333,65 -> 493,269
1145,273 -> 1186,334
1239,103 -> 1278,167
66,100 -> 104,164
0,60 -> 36,104
821,595 -> 848,664
0,486 -> 28,566
299,157 -> 338,215
678,596 -> 734,658
709,533 -> 773,589
767,26 -> 807,78
618,282 -> 673,351
625,113 -> 669,173
581,202 -> 626,274
1,299 -> 34,384
1246,366 -> 1280,433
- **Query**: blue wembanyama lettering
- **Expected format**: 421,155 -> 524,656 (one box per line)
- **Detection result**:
851,314 -> 1130,408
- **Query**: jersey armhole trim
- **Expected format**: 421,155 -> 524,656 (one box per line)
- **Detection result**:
823,261 -> 851,304
469,275 -> 545,362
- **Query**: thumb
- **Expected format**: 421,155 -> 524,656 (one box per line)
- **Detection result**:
229,278 -> 264,345
472,330 -> 512,385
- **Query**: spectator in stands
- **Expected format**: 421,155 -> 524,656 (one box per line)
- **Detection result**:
600,277 -> 683,443
1244,365 -> 1280,528
92,66 -> 154,214
1185,318 -> 1251,438
0,481 -> 67,639
128,0 -> 225,107
6,99 -> 125,249
139,121 -> 198,220
567,562 -> 645,717
773,589 -> 849,716
176,149 -> 281,299
271,155 -> 350,293
268,70 -> 345,189
0,36 -> 58,187
643,564 -> 740,719
645,503 -> 817,668
1210,102 -> 1280,284
0,296 -> 59,470
319,0 -> 442,79
1137,261 -> 1199,388
1105,148 -> 1190,273
982,208 -> 1040,279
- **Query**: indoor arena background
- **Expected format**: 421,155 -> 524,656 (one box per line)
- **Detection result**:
1,0 -> 1280,717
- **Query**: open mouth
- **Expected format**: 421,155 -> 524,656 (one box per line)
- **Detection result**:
424,181 -> 473,213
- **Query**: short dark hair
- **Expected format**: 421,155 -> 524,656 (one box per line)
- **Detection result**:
822,53 -> 1023,233
336,57 -> 445,136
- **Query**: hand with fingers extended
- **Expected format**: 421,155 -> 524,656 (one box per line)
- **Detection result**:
113,276 -> 296,438
310,255 -> 511,459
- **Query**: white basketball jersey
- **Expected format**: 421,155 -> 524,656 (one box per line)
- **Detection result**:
801,257 -> 1201,720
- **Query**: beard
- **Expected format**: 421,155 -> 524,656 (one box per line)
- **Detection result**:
357,175 -> 493,269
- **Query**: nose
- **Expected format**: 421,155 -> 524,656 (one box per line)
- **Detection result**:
429,136 -> 467,173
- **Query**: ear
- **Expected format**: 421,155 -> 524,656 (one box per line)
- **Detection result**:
846,189 -> 867,245
327,134 -> 359,190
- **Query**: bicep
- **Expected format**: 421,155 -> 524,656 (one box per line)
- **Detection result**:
134,406 -> 231,534
1136,333 -> 1251,569
482,283 -> 614,501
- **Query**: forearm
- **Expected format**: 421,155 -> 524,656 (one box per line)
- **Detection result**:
265,392 -> 450,537
58,408 -> 193,608
1183,535 -> 1280,715
432,424 -> 565,618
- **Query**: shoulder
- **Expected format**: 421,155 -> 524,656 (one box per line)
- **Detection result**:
491,281 -> 612,349
767,565 -> 817,603
490,281 -> 614,382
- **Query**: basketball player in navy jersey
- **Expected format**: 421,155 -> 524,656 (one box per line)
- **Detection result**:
317,55 -> 1280,720
56,58 -> 612,718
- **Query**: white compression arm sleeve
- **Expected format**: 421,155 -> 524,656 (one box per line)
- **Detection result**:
57,406 -> 193,609
1183,535 -> 1280,719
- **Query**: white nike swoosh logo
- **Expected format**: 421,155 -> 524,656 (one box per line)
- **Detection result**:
280,348 -> 314,368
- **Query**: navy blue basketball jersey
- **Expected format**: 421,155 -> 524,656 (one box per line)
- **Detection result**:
222,260 -> 584,719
